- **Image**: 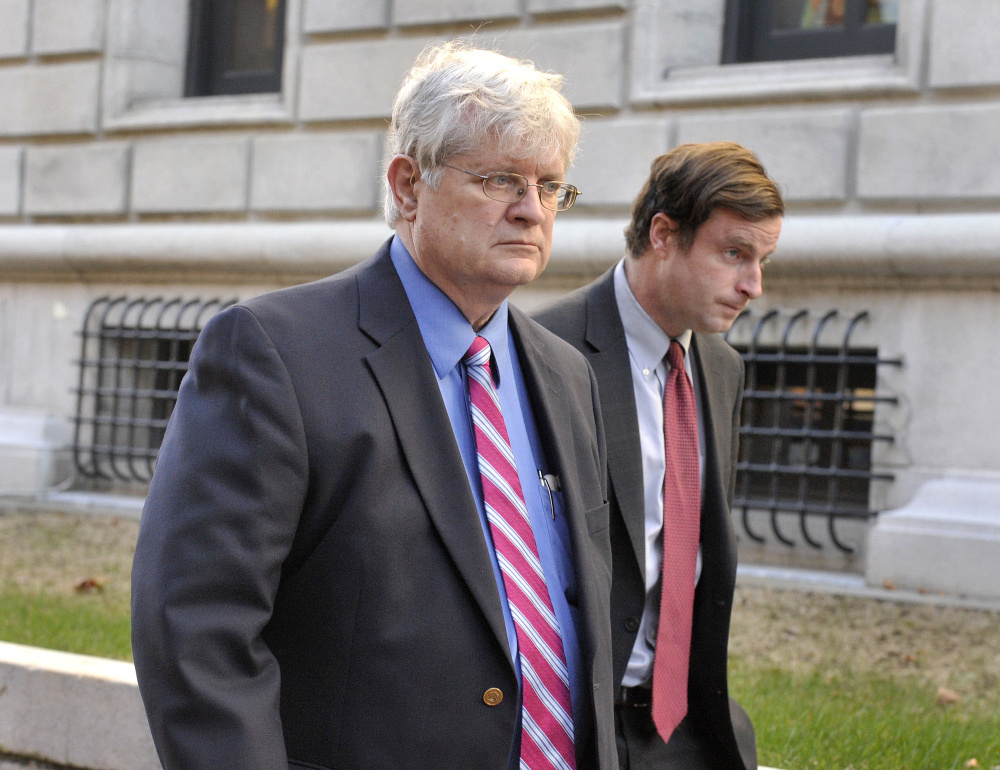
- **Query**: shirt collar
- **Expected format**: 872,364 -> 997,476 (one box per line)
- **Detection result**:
613,258 -> 692,369
390,236 -> 510,383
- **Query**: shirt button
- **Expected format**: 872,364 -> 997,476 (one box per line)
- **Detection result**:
624,617 -> 640,633
642,368 -> 651,377
483,688 -> 504,706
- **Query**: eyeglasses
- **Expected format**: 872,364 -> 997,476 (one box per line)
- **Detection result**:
441,164 -> 581,212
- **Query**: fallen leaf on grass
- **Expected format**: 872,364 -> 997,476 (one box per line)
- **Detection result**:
964,759 -> 978,768
937,686 -> 960,705
74,577 -> 110,594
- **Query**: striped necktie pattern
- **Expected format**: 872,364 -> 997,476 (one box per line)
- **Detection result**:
463,336 -> 577,770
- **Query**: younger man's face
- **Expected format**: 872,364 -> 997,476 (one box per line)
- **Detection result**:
640,206 -> 781,338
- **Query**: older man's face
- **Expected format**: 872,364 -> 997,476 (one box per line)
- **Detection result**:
406,136 -> 564,327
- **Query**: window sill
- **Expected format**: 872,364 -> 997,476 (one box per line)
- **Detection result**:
101,92 -> 293,132
631,54 -> 918,106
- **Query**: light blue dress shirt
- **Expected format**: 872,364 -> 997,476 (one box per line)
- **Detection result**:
390,236 -> 584,762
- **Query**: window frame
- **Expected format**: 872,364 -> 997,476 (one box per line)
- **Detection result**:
628,0 -> 926,107
100,0 -> 300,132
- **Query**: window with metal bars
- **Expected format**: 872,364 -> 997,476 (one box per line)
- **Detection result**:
73,296 -> 235,485
725,309 -> 901,553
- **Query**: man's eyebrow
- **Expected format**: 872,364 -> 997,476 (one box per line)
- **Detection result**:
724,234 -> 755,250
726,233 -> 777,256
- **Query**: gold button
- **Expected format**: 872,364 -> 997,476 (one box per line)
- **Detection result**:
483,687 -> 503,706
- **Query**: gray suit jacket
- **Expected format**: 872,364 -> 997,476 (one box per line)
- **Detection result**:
533,266 -> 756,770
131,241 -> 617,770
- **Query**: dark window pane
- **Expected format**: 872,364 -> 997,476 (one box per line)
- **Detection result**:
185,0 -> 286,97
723,0 -> 896,64
227,0 -> 280,73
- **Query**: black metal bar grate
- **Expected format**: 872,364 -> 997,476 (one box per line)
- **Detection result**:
724,309 -> 902,553
72,296 -> 236,484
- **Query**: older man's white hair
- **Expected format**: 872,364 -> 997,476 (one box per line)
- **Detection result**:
383,41 -> 581,227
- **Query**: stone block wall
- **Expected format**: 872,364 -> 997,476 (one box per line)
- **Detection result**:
0,0 -> 999,518
0,0 -> 996,223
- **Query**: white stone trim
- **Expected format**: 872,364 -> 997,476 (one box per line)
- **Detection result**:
630,0 -> 928,105
0,220 -> 394,280
866,476 -> 1000,600
2,213 -> 1000,281
0,641 -> 160,770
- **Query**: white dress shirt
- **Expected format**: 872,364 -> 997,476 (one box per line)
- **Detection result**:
613,258 -> 707,688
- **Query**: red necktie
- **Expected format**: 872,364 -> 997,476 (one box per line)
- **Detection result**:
464,336 -> 577,770
651,339 -> 701,743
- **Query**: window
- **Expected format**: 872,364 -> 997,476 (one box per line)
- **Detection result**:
73,296 -> 235,485
725,309 -> 902,553
186,0 -> 287,97
724,0 -> 898,64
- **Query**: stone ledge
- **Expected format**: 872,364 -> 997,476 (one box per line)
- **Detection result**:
4,213 -> 1000,283
866,477 -> 1000,601
0,642 -> 160,770
0,411 -> 72,496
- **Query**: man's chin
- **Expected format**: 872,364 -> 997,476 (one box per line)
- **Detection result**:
497,257 -> 547,287
696,315 -> 740,336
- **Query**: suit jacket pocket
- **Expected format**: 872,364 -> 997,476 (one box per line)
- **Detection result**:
289,760 -> 332,770
584,500 -> 610,536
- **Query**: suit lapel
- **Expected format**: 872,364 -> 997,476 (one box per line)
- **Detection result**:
690,334 -> 735,581
582,272 -> 646,571
508,308 -> 572,472
357,248 -> 512,666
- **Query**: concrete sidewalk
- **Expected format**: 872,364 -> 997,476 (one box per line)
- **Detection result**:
0,641 -> 159,770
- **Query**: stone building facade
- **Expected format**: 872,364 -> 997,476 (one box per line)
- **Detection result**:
1,0 -> 998,590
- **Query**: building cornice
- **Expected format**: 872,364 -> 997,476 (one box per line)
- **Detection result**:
2,213 -> 1000,284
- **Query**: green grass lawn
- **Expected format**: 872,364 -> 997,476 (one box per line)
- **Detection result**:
0,584 -> 133,661
0,510 -> 137,661
731,661 -> 1000,770
4,586 -> 998,770
3,511 -> 1000,770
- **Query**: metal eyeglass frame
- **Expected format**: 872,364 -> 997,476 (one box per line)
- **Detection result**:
441,164 -> 581,212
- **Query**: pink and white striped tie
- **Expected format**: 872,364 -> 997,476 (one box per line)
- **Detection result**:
464,336 -> 577,770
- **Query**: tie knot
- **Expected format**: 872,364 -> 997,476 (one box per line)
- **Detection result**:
667,339 -> 685,371
464,335 -> 491,366
464,336 -> 497,385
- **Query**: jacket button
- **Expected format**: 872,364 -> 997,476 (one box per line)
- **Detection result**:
624,617 -> 640,633
483,688 -> 504,706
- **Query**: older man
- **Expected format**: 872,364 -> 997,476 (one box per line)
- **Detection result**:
132,43 -> 616,770
535,142 -> 784,769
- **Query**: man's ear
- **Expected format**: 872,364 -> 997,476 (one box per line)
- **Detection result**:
386,155 -> 421,222
648,212 -> 680,259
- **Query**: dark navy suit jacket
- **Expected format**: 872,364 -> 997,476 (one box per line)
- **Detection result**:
132,241 -> 617,770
